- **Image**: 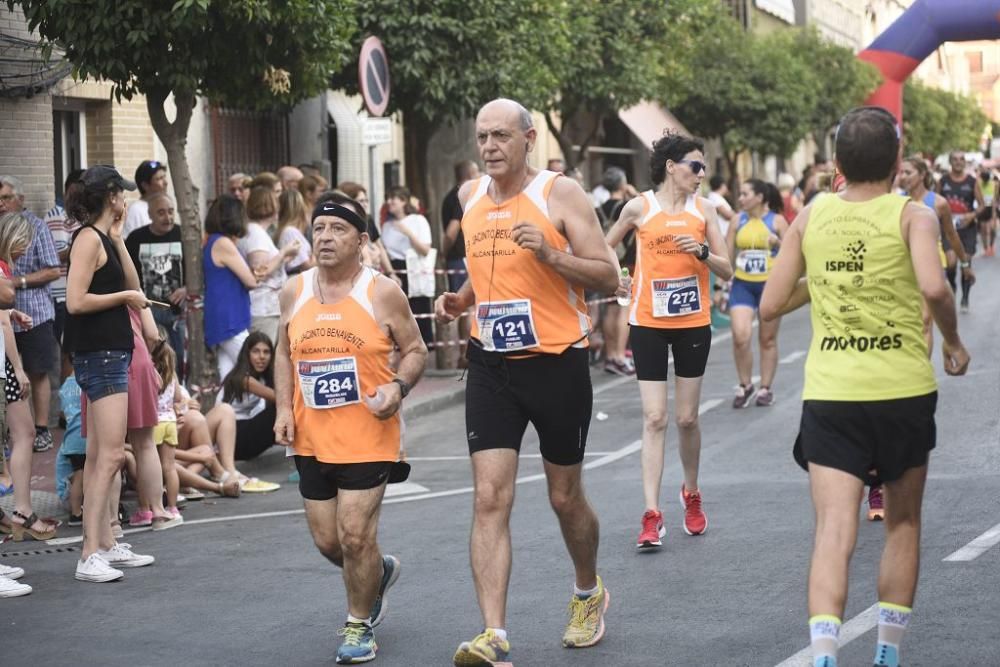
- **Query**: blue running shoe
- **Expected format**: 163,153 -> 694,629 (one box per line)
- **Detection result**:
336,622 -> 377,664
370,554 -> 400,627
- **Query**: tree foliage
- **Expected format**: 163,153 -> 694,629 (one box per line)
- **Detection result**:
676,19 -> 879,181
533,0 -> 726,169
9,0 -> 357,392
903,79 -> 989,156
330,0 -> 566,198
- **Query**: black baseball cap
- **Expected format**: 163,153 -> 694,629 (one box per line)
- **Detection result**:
81,165 -> 137,192
135,159 -> 167,187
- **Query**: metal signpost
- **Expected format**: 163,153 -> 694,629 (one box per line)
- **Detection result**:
358,36 -> 391,214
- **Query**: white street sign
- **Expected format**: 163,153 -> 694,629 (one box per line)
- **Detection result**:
362,117 -> 393,145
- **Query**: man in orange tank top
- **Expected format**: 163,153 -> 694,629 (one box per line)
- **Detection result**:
436,98 -> 619,666
274,194 -> 427,665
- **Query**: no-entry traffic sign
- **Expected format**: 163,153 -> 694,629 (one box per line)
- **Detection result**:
359,36 -> 390,117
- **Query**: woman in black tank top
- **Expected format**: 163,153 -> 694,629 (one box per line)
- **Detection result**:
65,165 -> 152,581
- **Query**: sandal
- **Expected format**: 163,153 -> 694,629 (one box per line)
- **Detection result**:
217,478 -> 241,498
11,510 -> 57,542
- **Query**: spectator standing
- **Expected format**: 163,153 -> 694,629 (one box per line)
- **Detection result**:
122,160 -> 169,239
297,174 -> 324,211
125,192 -> 186,381
0,175 -> 61,453
45,169 -> 85,345
0,212 -> 57,542
336,182 -> 396,279
599,167 -> 636,376
382,186 -> 434,343
776,173 -> 802,224
227,173 -> 251,203
706,175 -> 737,237
65,165 -> 154,582
277,189 -> 314,275
441,161 -> 480,362
277,165 -> 303,193
239,186 -> 298,343
203,195 -> 256,382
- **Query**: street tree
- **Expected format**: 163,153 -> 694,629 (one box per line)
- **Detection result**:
674,19 -> 807,185
11,0 -> 356,391
331,0 -> 566,204
903,79 -> 989,155
535,0 -> 725,170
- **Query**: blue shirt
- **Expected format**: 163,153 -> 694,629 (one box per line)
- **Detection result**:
56,375 -> 86,500
13,209 -> 59,329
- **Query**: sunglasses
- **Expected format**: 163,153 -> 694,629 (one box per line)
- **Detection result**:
677,160 -> 706,175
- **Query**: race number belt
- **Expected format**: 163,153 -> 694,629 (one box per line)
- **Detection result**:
297,357 -> 360,409
736,249 -> 769,276
476,299 -> 539,352
652,276 -> 702,317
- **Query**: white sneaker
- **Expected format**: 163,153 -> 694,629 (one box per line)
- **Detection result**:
97,543 -> 155,568
75,553 -> 124,582
0,575 -> 31,597
0,562 -> 25,580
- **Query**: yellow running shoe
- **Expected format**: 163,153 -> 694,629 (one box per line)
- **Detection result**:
453,629 -> 510,666
562,575 -> 610,648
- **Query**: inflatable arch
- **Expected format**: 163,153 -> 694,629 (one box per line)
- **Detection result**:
858,0 -> 1000,122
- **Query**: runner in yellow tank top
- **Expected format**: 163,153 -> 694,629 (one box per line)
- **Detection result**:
274,193 -> 427,665
435,98 -> 619,666
760,106 -> 969,667
605,132 -> 731,550
726,179 -> 789,408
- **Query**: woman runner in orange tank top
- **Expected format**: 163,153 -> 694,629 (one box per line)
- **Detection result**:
605,132 -> 732,549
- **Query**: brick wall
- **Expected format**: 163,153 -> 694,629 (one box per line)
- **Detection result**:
1,7 -> 55,216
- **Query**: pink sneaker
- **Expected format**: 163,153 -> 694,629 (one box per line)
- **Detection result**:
128,509 -> 153,527
168,507 -> 181,519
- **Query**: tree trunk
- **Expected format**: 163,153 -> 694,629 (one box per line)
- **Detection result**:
146,90 -> 210,405
545,113 -> 579,171
724,148 -> 740,198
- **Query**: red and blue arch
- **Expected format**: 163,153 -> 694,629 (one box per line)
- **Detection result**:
859,0 -> 1000,122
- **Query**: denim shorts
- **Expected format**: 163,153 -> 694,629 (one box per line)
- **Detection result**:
73,350 -> 132,402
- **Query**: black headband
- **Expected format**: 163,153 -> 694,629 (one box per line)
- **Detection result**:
312,201 -> 367,234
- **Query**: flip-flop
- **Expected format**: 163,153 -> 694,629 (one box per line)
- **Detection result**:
0,481 -> 12,497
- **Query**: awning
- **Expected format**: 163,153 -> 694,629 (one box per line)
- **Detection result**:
755,0 -> 795,24
618,102 -> 688,149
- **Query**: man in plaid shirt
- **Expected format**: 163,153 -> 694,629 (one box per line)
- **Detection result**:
0,175 -> 61,453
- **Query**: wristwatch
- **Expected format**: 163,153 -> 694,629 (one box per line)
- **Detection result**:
392,377 -> 411,398
960,259 -> 971,269
697,243 -> 710,261
19,277 -> 26,289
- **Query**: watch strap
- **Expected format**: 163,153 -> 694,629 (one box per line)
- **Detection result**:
392,377 -> 411,398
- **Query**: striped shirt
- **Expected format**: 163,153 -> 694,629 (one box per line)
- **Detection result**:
13,209 -> 59,329
44,204 -> 82,304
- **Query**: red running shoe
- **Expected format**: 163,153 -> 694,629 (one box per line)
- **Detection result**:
636,510 -> 664,549
680,485 -> 708,536
867,485 -> 885,521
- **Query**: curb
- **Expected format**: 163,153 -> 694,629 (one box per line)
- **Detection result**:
402,382 -> 467,421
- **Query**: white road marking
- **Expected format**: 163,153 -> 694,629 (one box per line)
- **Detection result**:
780,350 -> 806,364
39,398 -> 729,541
406,452 -> 617,461
774,603 -> 879,667
944,521 -> 1000,562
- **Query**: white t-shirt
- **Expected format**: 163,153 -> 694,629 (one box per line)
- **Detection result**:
706,191 -> 732,238
123,199 -> 150,240
237,223 -> 284,317
279,225 -> 311,271
380,214 -> 432,261
229,389 -> 266,421
156,381 -> 177,423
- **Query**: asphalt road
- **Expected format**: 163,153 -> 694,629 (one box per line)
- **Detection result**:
3,261 -> 998,667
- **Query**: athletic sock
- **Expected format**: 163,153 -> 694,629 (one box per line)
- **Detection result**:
961,275 -> 972,302
945,266 -> 957,292
35,426 -> 48,435
487,627 -> 508,642
574,582 -> 600,599
347,614 -> 372,627
809,614 -> 841,667
874,602 -> 911,667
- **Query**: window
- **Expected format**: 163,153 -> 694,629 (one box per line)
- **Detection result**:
966,51 -> 984,74
52,107 -> 86,202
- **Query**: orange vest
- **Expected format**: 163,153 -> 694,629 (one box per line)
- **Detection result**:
629,191 -> 711,329
287,267 -> 400,464
462,170 -> 590,355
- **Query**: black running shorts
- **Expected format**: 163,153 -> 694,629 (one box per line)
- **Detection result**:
465,343 -> 592,466
294,455 -> 392,501
629,324 -> 712,381
793,392 -> 937,484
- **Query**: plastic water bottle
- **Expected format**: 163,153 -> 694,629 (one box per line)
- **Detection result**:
363,389 -> 386,412
616,267 -> 631,307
